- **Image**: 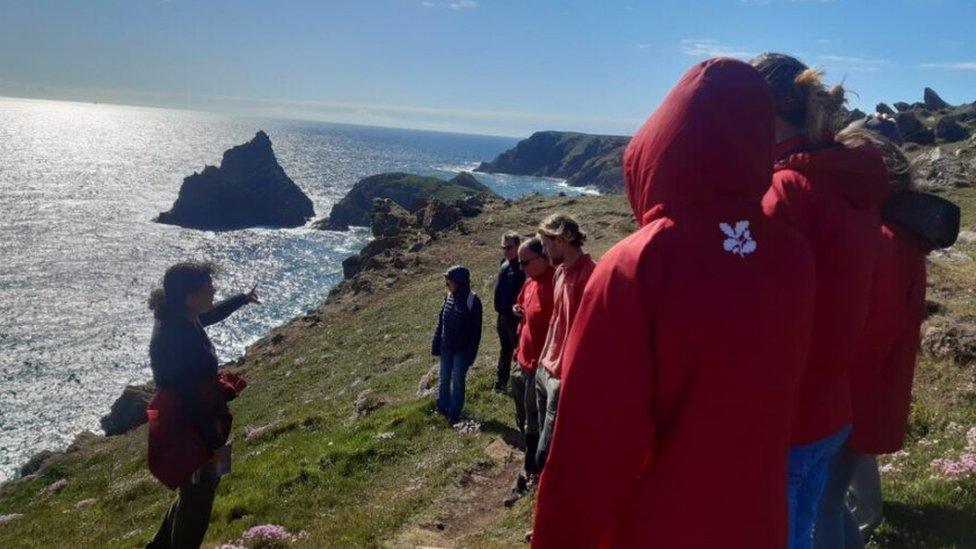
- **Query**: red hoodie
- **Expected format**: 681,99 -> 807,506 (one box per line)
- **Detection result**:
532,58 -> 816,549
848,222 -> 927,454
515,264 -> 557,373
763,136 -> 890,444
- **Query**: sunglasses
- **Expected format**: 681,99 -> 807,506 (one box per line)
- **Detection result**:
501,244 -> 516,250
518,256 -> 542,267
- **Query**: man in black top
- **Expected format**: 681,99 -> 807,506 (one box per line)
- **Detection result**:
493,231 -> 525,393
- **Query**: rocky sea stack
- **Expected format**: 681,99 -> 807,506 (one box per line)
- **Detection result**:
156,131 -> 315,231
476,131 -> 630,192
316,171 -> 497,231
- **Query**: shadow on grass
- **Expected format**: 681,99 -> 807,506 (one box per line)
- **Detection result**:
480,419 -> 524,450
873,500 -> 976,548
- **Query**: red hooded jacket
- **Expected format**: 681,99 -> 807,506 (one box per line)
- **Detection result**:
763,136 -> 889,444
515,264 -> 556,373
848,222 -> 927,454
532,58 -> 816,549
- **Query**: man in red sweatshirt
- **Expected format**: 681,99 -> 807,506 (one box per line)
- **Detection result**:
531,57 -> 816,548
505,236 -> 556,506
533,213 -> 595,472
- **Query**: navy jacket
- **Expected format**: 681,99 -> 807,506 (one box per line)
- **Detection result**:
432,289 -> 483,362
493,259 -> 525,318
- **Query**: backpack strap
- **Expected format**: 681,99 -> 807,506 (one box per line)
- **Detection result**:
467,291 -> 477,311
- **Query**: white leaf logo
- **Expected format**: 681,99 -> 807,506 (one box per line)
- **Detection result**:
719,220 -> 757,257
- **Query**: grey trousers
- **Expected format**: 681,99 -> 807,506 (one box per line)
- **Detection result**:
814,448 -> 883,549
510,363 -> 539,437
534,366 -> 561,471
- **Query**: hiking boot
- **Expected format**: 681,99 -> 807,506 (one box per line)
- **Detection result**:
503,473 -> 528,508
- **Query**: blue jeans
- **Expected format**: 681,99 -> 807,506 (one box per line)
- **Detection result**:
788,425 -> 852,549
437,352 -> 470,423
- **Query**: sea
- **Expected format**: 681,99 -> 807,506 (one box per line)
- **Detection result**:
0,96 -> 588,482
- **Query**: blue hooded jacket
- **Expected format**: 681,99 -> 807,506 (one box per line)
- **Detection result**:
432,266 -> 483,361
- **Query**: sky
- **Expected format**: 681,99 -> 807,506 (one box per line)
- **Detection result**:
0,0 -> 974,137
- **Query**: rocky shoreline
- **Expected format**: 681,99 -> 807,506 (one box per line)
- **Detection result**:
8,86 -> 976,488
6,179 -> 508,486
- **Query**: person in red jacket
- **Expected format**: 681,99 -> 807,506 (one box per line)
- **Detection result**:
145,262 -> 257,549
531,57 -> 816,548
533,213 -> 596,472
751,53 -> 890,549
505,236 -> 556,506
813,127 -> 929,549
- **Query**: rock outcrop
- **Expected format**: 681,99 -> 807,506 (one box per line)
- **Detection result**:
913,148 -> 974,190
876,103 -> 896,116
476,131 -> 629,192
921,321 -> 976,365
100,383 -> 154,436
924,87 -> 951,110
315,172 -> 497,231
896,112 -> 936,145
936,117 -> 971,142
156,131 -> 315,231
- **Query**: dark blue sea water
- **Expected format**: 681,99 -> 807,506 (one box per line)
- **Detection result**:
0,97 -> 587,481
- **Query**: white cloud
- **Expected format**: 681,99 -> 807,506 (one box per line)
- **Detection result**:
421,0 -> 477,9
636,43 -> 652,49
817,54 -> 891,72
679,39 -> 754,59
921,61 -> 976,71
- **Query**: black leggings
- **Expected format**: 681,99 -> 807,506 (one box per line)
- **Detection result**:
146,477 -> 219,549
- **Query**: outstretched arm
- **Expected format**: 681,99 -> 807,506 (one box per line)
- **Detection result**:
199,294 -> 250,327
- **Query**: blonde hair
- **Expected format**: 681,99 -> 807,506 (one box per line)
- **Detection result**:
538,213 -> 587,248
836,126 -> 916,193
793,68 -> 846,140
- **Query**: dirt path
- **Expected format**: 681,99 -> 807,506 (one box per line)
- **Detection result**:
388,435 -> 525,548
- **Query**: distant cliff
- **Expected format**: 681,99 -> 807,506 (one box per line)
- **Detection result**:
476,131 -> 630,192
156,131 -> 315,231
315,171 -> 498,231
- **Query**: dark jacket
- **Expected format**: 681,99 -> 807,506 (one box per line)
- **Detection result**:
432,266 -> 483,362
493,258 -> 525,318
147,294 -> 249,489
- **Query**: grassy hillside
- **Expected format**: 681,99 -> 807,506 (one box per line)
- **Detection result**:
0,188 -> 974,548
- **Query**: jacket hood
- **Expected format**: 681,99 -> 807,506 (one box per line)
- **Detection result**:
444,265 -> 471,289
623,58 -> 775,226
775,136 -> 890,211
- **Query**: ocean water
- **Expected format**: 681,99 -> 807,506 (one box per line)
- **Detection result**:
0,97 -> 584,481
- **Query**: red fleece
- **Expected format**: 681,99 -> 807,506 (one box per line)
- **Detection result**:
515,264 -> 556,373
848,222 -> 927,454
763,135 -> 889,444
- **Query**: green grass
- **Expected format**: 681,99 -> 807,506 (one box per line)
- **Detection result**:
0,191 -> 974,547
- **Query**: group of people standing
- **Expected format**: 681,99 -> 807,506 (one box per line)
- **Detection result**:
480,53 -> 949,549
533,54 -> 948,549
139,52 -> 953,549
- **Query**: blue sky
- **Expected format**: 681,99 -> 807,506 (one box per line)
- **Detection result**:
0,0 -> 973,136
